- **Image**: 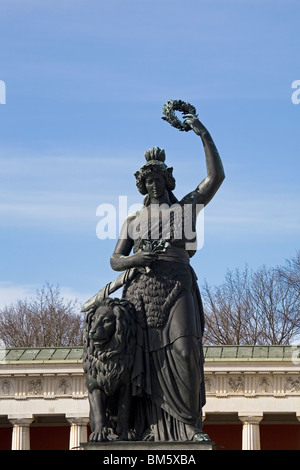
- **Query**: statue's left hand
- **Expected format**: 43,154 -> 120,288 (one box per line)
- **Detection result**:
183,113 -> 206,137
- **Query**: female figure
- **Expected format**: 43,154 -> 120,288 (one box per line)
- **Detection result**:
110,113 -> 225,441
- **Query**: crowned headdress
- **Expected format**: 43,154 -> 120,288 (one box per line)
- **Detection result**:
134,147 -> 176,199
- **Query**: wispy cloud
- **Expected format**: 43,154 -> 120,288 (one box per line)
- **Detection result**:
0,149 -> 141,229
205,193 -> 300,238
0,281 -> 90,310
0,282 -> 38,308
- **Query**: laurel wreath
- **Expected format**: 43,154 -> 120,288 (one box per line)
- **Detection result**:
161,100 -> 198,132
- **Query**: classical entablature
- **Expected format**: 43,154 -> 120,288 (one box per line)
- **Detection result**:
0,345 -> 299,450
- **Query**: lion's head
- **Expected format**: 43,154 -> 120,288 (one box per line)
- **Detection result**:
83,297 -> 136,376
89,305 -> 118,350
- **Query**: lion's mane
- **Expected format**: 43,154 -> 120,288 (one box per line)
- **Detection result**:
83,297 -> 136,396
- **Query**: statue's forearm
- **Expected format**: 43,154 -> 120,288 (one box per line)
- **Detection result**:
110,253 -> 133,271
186,118 -> 225,204
200,129 -> 225,185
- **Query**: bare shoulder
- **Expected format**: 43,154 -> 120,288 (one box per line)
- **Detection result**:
180,188 -> 206,206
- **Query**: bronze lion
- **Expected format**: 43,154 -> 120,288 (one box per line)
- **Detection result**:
83,297 -> 136,442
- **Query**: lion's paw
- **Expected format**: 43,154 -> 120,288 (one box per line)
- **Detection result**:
89,427 -> 118,442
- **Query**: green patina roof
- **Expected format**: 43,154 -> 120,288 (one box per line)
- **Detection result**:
0,347 -> 83,363
203,345 -> 299,360
0,345 -> 299,364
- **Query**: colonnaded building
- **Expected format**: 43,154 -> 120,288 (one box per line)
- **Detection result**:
0,345 -> 300,451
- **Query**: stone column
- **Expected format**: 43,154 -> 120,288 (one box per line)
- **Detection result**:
9,417 -> 34,450
66,416 -> 89,450
297,413 -> 300,438
239,414 -> 263,450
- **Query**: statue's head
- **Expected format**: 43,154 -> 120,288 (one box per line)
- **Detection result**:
134,147 -> 176,203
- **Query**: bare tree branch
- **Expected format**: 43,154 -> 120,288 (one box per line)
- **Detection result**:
202,254 -> 300,345
0,283 -> 83,347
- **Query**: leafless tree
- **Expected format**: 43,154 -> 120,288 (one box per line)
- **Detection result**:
202,255 -> 300,345
0,283 -> 84,347
251,265 -> 300,344
278,251 -> 300,292
202,267 -> 260,345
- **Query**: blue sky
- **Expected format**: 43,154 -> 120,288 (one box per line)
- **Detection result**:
0,0 -> 299,308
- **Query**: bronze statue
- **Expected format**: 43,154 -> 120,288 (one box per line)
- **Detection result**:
82,100 -> 225,442
83,298 -> 137,442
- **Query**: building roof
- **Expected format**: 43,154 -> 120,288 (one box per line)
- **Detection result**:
0,347 -> 83,363
0,345 -> 298,364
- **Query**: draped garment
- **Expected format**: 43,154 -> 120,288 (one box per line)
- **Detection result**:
122,240 -> 206,441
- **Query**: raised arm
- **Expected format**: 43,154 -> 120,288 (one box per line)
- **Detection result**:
182,114 -> 225,206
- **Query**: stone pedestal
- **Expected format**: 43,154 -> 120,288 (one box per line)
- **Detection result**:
80,440 -> 215,451
79,441 -> 215,467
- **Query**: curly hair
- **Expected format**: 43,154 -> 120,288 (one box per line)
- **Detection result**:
134,147 -> 176,200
